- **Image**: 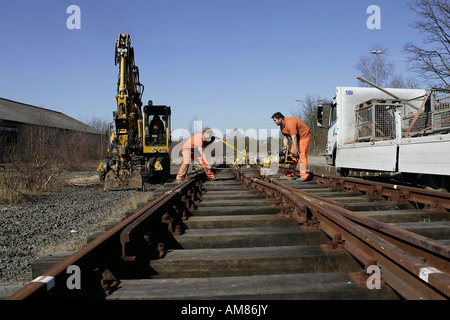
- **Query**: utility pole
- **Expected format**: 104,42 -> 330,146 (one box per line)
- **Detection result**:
372,50 -> 383,86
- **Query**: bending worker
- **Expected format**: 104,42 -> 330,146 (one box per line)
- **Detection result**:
176,129 -> 216,182
272,112 -> 312,181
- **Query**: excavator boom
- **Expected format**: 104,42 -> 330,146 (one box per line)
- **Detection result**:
98,34 -> 172,190
101,34 -> 144,191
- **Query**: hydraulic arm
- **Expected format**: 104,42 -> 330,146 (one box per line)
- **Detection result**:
98,34 -> 172,190
99,34 -> 145,190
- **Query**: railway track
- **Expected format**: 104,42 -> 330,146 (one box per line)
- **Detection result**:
5,165 -> 450,301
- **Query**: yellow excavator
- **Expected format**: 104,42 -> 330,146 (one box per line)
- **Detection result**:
98,34 -> 171,190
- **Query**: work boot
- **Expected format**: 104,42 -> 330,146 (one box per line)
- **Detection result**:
175,179 -> 184,184
296,174 -> 312,182
279,175 -> 295,180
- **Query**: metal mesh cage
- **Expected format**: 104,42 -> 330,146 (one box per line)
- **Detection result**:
432,90 -> 450,133
356,99 -> 401,141
402,89 -> 450,137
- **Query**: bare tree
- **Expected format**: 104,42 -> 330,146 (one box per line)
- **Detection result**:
389,74 -> 421,89
403,0 -> 450,87
293,94 -> 330,154
355,44 -> 395,87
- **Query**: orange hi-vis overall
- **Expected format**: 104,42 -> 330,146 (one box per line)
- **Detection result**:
281,117 -> 312,180
176,133 -> 216,181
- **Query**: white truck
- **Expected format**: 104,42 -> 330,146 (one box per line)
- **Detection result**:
317,81 -> 450,189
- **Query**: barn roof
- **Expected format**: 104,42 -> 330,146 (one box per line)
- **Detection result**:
0,97 -> 100,134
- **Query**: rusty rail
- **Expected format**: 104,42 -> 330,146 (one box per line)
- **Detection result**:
238,171 -> 450,300
312,173 -> 450,211
7,172 -> 206,300
269,178 -> 450,273
120,176 -> 205,261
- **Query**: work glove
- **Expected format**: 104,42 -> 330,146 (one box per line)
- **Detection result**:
292,151 -> 299,158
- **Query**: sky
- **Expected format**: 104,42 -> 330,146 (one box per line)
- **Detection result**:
0,0 -> 427,136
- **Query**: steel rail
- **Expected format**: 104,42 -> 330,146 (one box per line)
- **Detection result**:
268,178 -> 450,274
120,175 -> 204,261
7,173 -> 206,300
274,166 -> 449,271
312,173 -> 450,211
238,172 -> 450,300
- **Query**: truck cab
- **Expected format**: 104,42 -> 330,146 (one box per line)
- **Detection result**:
317,98 -> 337,166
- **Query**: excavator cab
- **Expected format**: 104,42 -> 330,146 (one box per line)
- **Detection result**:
142,101 -> 171,182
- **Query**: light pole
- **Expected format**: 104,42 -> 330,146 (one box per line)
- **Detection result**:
372,50 -> 383,86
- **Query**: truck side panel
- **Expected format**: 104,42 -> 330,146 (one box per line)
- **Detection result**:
399,135 -> 450,175
336,143 -> 397,171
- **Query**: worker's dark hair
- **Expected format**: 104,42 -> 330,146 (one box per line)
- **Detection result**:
271,112 -> 284,119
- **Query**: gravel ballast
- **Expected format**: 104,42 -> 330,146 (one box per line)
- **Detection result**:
0,172 -> 154,284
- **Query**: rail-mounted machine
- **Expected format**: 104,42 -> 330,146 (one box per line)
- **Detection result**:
98,34 -> 171,190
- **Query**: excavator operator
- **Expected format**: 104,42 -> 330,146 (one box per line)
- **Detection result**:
149,115 -> 164,134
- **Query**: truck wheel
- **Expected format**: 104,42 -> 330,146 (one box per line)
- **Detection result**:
423,174 -> 449,192
336,167 -> 349,177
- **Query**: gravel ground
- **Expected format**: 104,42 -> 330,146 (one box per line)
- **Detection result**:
0,170 -> 154,285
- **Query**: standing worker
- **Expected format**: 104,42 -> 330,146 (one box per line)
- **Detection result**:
176,129 -> 216,182
272,112 -> 312,181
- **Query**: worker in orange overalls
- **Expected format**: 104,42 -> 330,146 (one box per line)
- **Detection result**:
272,112 -> 312,181
176,129 -> 216,182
